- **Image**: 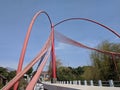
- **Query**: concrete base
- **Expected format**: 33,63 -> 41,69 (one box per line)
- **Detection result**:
51,78 -> 57,83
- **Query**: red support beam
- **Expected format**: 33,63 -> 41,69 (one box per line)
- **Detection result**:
51,24 -> 57,83
14,10 -> 52,90
2,34 -> 51,90
4,11 -> 120,89
26,51 -> 50,90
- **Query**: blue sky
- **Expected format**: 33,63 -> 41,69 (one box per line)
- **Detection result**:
0,0 -> 120,70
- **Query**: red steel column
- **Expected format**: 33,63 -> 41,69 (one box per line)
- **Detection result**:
51,24 -> 57,83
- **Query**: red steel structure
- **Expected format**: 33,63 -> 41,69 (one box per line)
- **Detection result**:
26,50 -> 51,90
13,11 -> 55,90
51,24 -> 57,82
55,30 -> 120,78
2,32 -> 51,90
2,10 -> 120,90
53,18 -> 120,80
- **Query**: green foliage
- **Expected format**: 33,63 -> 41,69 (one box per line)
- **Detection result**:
26,67 -> 33,77
57,66 -> 74,81
0,66 -> 33,89
0,67 -> 16,81
81,66 -> 94,80
48,58 -> 62,80
8,71 -> 16,81
48,41 -> 120,81
57,66 -> 84,81
0,67 -> 9,78
0,67 -> 16,89
48,58 -> 84,81
18,78 -> 28,90
90,40 -> 120,80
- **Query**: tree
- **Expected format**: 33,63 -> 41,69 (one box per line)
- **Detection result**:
57,66 -> 75,81
0,67 -> 16,89
81,66 -> 94,80
48,58 -> 62,80
90,40 -> 120,80
0,67 -> 9,78
26,67 -> 33,77
47,58 -> 85,81
8,71 -> 16,81
57,66 -> 84,81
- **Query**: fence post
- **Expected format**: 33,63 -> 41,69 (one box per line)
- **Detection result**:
90,80 -> 94,86
73,80 -> 77,85
78,80 -> 81,85
67,81 -> 69,84
109,80 -> 114,87
75,80 -> 77,85
70,81 -> 72,84
84,80 -> 87,85
98,80 -> 102,86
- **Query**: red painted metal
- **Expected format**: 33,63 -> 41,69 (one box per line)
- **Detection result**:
51,25 -> 57,79
26,50 -> 50,90
2,50 -> 47,90
55,31 -> 120,80
54,18 -> 120,79
3,11 -> 120,89
55,31 -> 120,56
54,18 -> 120,38
54,18 -> 120,80
2,33 -> 51,90
14,11 -> 52,90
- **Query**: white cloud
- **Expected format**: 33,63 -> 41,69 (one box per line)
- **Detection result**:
55,43 -> 69,50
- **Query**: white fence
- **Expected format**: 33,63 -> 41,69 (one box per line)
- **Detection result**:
34,80 -> 120,90
58,80 -> 120,87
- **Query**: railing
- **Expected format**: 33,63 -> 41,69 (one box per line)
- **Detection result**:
58,80 -> 120,87
33,80 -> 120,90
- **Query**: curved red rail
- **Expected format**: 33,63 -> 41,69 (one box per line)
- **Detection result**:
2,11 -> 120,90
54,18 -> 120,38
14,11 -> 53,90
55,30 -> 120,56
2,31 -> 52,90
26,50 -> 51,90
55,30 -> 120,80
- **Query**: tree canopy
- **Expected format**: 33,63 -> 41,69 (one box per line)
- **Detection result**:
47,41 -> 120,81
90,41 -> 120,80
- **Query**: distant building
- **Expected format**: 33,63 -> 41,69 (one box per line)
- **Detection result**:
40,71 -> 49,81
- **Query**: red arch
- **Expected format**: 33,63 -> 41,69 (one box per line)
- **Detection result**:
3,11 -> 120,90
14,10 -> 53,90
54,18 -> 120,38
